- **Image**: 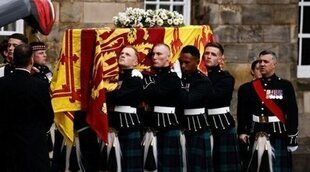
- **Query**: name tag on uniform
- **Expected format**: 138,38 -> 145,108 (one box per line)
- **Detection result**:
266,89 -> 283,99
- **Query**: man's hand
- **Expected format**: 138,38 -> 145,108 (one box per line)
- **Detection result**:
239,134 -> 249,144
287,132 -> 298,152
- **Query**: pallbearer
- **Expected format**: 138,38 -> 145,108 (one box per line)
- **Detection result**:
107,46 -> 144,172
179,45 -> 213,172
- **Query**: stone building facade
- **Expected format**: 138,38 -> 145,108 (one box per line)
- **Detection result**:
30,0 -> 309,170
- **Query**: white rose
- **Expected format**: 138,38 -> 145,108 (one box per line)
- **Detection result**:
160,13 -> 168,20
173,19 -> 179,25
167,19 -> 173,25
157,19 -> 164,26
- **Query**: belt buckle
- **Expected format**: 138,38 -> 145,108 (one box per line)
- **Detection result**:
259,116 -> 268,123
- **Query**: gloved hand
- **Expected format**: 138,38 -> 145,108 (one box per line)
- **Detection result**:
287,132 -> 298,152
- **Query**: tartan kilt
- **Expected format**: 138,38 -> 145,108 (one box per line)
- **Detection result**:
247,136 -> 292,172
157,129 -> 183,172
118,130 -> 143,172
213,127 -> 241,172
185,131 -> 213,172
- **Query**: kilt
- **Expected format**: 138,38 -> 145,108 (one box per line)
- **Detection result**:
213,128 -> 241,172
118,130 -> 143,172
185,131 -> 213,172
247,136 -> 292,172
157,129 -> 183,172
272,138 -> 292,172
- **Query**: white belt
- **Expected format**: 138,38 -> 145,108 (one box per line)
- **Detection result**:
184,108 -> 205,116
253,115 -> 280,123
114,106 -> 137,114
154,106 -> 175,114
207,107 -> 230,115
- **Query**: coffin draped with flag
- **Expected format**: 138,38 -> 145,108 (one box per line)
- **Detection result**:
50,25 -> 214,144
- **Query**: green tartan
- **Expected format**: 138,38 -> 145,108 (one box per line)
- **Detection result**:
213,128 -> 241,172
157,129 -> 183,172
185,131 -> 213,172
118,130 -> 143,172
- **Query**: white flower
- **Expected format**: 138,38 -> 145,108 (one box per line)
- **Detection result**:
157,19 -> 164,26
173,19 -> 179,25
167,19 -> 173,25
112,8 -> 184,28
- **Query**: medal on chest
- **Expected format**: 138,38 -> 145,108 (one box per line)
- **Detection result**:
266,89 -> 283,99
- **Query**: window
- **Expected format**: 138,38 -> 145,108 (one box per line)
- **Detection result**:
298,0 -> 310,78
0,20 -> 24,36
144,0 -> 191,25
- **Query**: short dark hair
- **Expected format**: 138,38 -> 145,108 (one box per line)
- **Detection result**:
13,44 -> 33,67
204,42 -> 224,55
181,45 -> 200,59
258,50 -> 277,60
251,60 -> 260,71
8,33 -> 28,44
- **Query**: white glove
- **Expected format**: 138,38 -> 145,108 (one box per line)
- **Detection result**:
287,146 -> 298,152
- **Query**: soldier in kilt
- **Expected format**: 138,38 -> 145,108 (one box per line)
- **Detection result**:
106,46 -> 144,172
30,41 -> 55,163
237,50 -> 298,172
203,42 -> 241,172
237,60 -> 262,172
179,45 -> 214,172
143,43 -> 183,172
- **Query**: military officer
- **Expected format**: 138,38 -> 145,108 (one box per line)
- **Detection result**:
237,60 -> 261,172
237,50 -> 298,172
0,33 -> 28,77
179,45 -> 213,172
204,42 -> 241,172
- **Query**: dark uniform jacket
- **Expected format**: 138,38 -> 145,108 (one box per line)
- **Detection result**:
237,74 -> 298,137
0,62 -> 14,77
180,70 -> 213,134
32,64 -> 52,83
143,67 -> 181,130
0,69 -> 54,172
206,65 -> 236,132
107,69 -> 143,130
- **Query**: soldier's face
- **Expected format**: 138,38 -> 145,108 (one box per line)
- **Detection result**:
7,38 -> 23,62
118,47 -> 138,69
203,46 -> 223,67
179,52 -> 199,75
33,50 -> 47,65
152,45 -> 170,68
258,54 -> 276,77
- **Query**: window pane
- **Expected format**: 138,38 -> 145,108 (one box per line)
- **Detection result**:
173,0 -> 184,1
173,5 -> 184,14
146,0 -> 156,1
2,23 -> 16,31
146,4 -> 157,10
301,38 -> 310,65
159,5 -> 170,10
303,6 -> 310,33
